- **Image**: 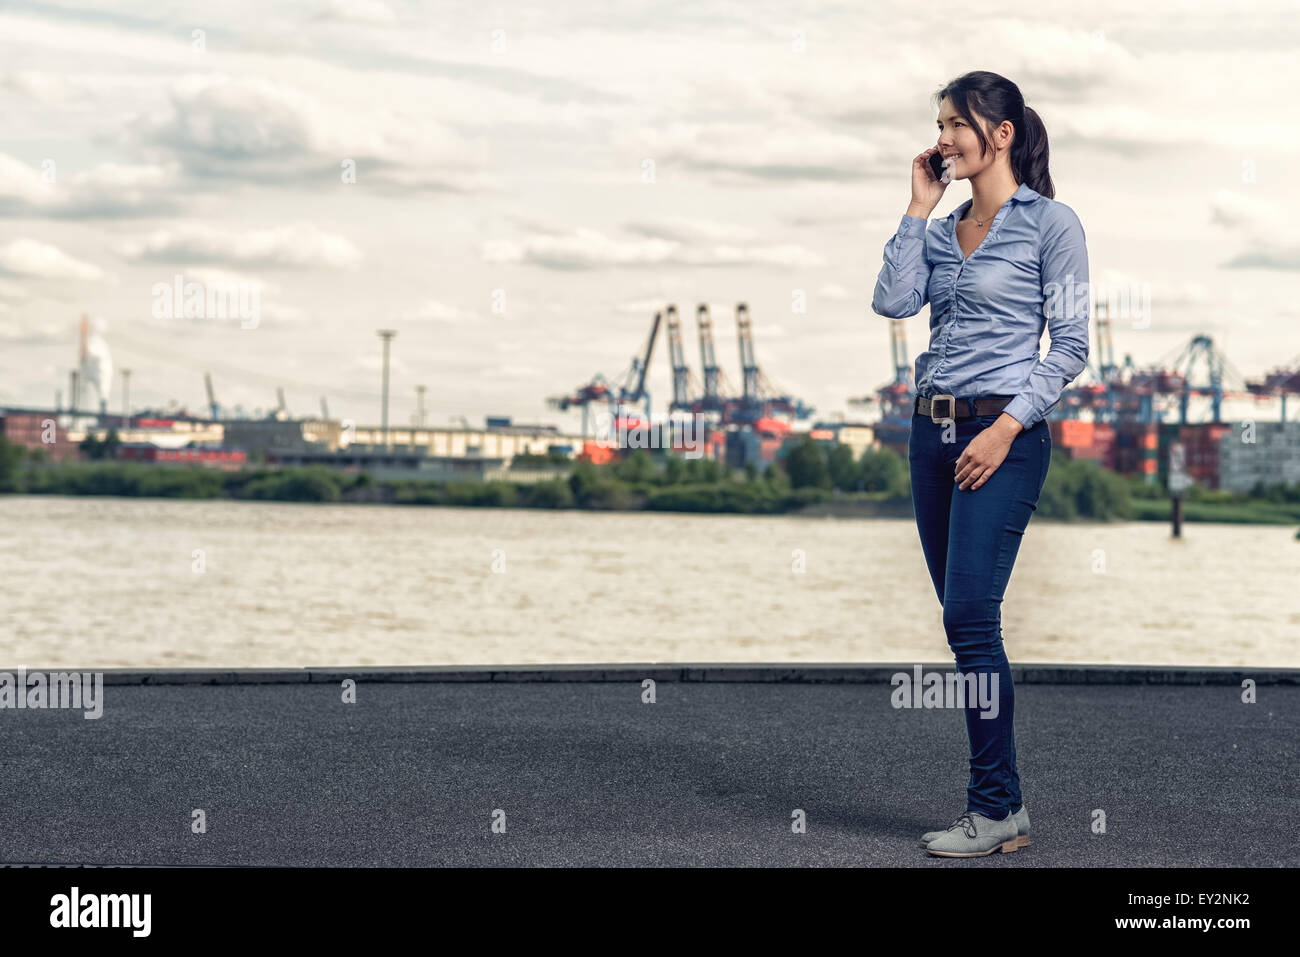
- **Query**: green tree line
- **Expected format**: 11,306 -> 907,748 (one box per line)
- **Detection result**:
4,432 -> 1299,524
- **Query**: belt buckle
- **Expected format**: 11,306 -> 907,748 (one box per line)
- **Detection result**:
929,393 -> 956,423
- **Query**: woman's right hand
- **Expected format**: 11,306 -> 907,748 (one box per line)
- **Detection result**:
909,147 -> 948,215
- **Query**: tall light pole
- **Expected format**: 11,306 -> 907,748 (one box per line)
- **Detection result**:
377,329 -> 396,450
121,368 -> 131,428
413,385 -> 427,428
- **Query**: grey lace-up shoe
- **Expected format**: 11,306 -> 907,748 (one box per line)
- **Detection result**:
921,804 -> 1030,848
924,809 -> 1020,857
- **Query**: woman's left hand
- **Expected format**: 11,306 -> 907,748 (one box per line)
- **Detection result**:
954,425 -> 1016,491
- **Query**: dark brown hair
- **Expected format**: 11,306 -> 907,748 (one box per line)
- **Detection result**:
935,71 -> 1054,199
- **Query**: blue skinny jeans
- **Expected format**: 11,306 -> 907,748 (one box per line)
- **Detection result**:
908,399 -> 1052,820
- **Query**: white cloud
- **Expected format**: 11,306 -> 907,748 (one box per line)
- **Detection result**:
180,267 -> 281,294
119,224 -> 363,269
132,73 -> 490,192
0,153 -> 182,217
260,302 -> 307,321
0,315 -> 71,344
400,300 -> 474,322
2,69 -> 72,102
621,120 -> 885,183
352,352 -> 411,375
0,277 -> 32,303
0,154 -> 58,206
483,227 -> 824,269
614,298 -> 674,314
484,229 -> 673,269
143,73 -> 330,160
1210,190 -> 1282,235
625,218 -> 759,243
316,0 -> 399,26
1209,190 -> 1299,269
0,239 -> 107,281
482,363 -> 540,379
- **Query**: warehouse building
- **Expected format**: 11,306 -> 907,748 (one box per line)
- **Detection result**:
1216,421 -> 1300,492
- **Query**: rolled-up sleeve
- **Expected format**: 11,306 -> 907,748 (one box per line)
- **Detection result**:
871,214 -> 932,319
1002,204 -> 1090,431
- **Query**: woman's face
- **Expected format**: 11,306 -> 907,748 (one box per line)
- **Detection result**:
935,97 -> 1003,180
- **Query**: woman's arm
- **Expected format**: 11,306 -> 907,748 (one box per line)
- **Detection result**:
871,208 -> 935,319
1000,204 -> 1091,430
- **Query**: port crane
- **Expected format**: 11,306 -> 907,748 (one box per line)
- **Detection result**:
1246,352 -> 1300,422
548,309 -> 663,439
548,302 -> 813,443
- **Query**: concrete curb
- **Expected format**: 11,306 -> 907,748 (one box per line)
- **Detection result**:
4,663 -> 1297,685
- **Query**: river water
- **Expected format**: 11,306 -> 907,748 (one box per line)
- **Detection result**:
2,495 -> 1296,668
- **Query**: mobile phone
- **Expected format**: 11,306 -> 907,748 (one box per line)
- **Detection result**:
927,151 -> 949,183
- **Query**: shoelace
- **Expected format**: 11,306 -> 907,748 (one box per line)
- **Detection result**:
945,811 -> 978,838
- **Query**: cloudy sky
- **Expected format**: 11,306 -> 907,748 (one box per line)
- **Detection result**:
1,0 -> 1297,428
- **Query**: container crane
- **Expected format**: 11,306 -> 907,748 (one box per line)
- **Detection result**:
204,372 -> 220,421
729,302 -> 813,424
1163,334 -> 1255,424
615,309 -> 661,418
1246,353 -> 1300,422
547,375 -> 614,440
695,304 -> 730,413
850,318 -> 915,421
665,304 -> 701,412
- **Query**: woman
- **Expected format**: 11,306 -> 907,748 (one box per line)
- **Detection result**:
871,71 -> 1090,857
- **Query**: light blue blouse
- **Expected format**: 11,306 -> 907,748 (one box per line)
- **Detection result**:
870,181 -> 1090,430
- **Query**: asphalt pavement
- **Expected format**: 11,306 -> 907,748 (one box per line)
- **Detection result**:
1,668 -> 1296,866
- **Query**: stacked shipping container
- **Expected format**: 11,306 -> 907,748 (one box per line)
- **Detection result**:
1175,423 -> 1234,490
1112,421 -> 1159,481
1048,419 -> 1116,468
0,411 -> 82,463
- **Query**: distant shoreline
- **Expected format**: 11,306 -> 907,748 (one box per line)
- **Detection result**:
5,438 -> 1300,527
5,481 -> 1300,527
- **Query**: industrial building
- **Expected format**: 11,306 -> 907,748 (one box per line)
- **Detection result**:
345,423 -> 569,461
1215,422 -> 1300,492
1036,419 -> 1300,492
221,416 -> 342,457
808,422 -> 877,461
0,409 -> 82,463
116,443 -> 247,471
6,302 -> 1294,496
263,449 -> 568,483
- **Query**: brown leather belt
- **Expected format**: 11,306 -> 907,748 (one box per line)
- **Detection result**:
914,394 -> 1013,423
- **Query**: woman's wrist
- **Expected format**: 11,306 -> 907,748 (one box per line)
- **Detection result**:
906,203 -> 933,220
991,413 -> 1023,438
